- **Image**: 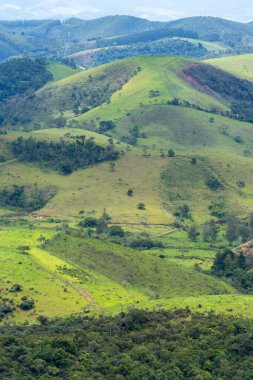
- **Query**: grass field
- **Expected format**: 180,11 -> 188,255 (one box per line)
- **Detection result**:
173,37 -> 229,52
46,62 -> 82,82
206,54 -> 253,81
2,54 -> 253,324
0,228 -> 88,323
77,56 -> 227,126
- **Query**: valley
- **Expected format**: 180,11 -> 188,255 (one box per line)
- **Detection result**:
1,11 -> 253,378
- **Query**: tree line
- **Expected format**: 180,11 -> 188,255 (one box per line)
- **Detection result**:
11,137 -> 119,174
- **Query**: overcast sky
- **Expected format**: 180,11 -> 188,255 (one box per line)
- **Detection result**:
0,0 -> 253,22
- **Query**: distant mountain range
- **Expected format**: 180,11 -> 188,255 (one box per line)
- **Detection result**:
1,15 -> 253,62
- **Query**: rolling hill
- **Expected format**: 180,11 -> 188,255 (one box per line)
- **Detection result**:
1,15 -> 253,62
207,53 -> 253,81
1,15 -> 253,377
2,55 -> 253,224
1,53 -> 253,327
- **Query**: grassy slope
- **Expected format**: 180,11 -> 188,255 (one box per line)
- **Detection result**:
77,56 -> 227,125
46,62 -> 82,82
2,55 -> 253,322
206,54 -> 253,81
46,233 -> 234,300
173,37 -> 228,52
0,228 -> 88,323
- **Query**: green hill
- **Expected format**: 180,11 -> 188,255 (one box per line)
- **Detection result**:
2,55 -> 253,224
167,16 -> 253,43
1,16 -> 253,62
1,54 -> 253,324
207,53 -> 253,81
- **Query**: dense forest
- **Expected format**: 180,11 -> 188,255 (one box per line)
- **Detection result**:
211,249 -> 253,293
0,308 -> 253,379
96,28 -> 199,48
73,39 -> 208,68
0,58 -> 52,102
11,137 -> 119,174
0,184 -> 55,212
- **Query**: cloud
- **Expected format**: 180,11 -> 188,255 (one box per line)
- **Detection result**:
0,0 -> 101,19
25,3 -> 101,19
0,3 -> 21,11
135,6 -> 185,21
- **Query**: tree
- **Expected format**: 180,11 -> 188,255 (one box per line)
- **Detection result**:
226,215 -> 239,243
188,225 -> 199,242
168,149 -> 175,157
127,189 -> 133,197
137,203 -> 146,210
79,217 -> 98,228
109,226 -> 125,237
203,220 -> 219,243
206,177 -> 222,191
96,210 -> 111,234
174,204 -> 190,220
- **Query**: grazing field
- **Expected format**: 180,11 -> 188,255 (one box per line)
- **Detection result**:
77,56 -> 227,125
2,54 -> 253,325
207,54 -> 253,81
0,228 -> 88,323
46,62 -> 82,82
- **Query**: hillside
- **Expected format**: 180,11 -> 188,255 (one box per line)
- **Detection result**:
2,55 -> 253,224
167,16 -> 253,44
1,54 -> 253,327
0,16 -> 162,60
207,53 -> 253,81
1,16 -> 253,62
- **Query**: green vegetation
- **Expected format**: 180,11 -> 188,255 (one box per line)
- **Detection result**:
11,136 -> 119,174
184,62 -> 253,122
3,16 -> 253,378
46,62 -> 81,82
70,38 -> 208,68
0,59 -> 137,127
0,58 -> 52,103
1,309 -> 253,379
207,53 -> 253,81
211,249 -> 253,292
0,184 -> 55,211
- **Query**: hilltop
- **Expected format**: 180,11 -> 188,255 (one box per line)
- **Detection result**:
2,55 -> 253,225
2,15 -> 253,63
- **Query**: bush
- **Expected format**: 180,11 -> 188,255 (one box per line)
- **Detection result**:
137,202 -> 146,210
19,298 -> 35,311
174,204 -> 190,219
206,178 -> 222,191
167,149 -> 175,157
108,226 -> 125,237
79,217 -> 98,228
129,239 -> 163,250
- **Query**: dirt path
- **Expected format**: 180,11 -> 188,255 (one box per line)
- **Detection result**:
154,229 -> 178,239
80,290 -> 94,302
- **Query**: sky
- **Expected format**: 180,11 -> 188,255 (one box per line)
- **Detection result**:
0,0 -> 253,22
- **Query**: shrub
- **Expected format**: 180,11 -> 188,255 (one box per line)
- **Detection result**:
79,217 -> 98,228
174,204 -> 190,219
137,203 -> 146,210
19,298 -> 35,311
206,178 -> 222,191
129,239 -> 164,250
167,149 -> 175,157
108,226 -> 125,237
